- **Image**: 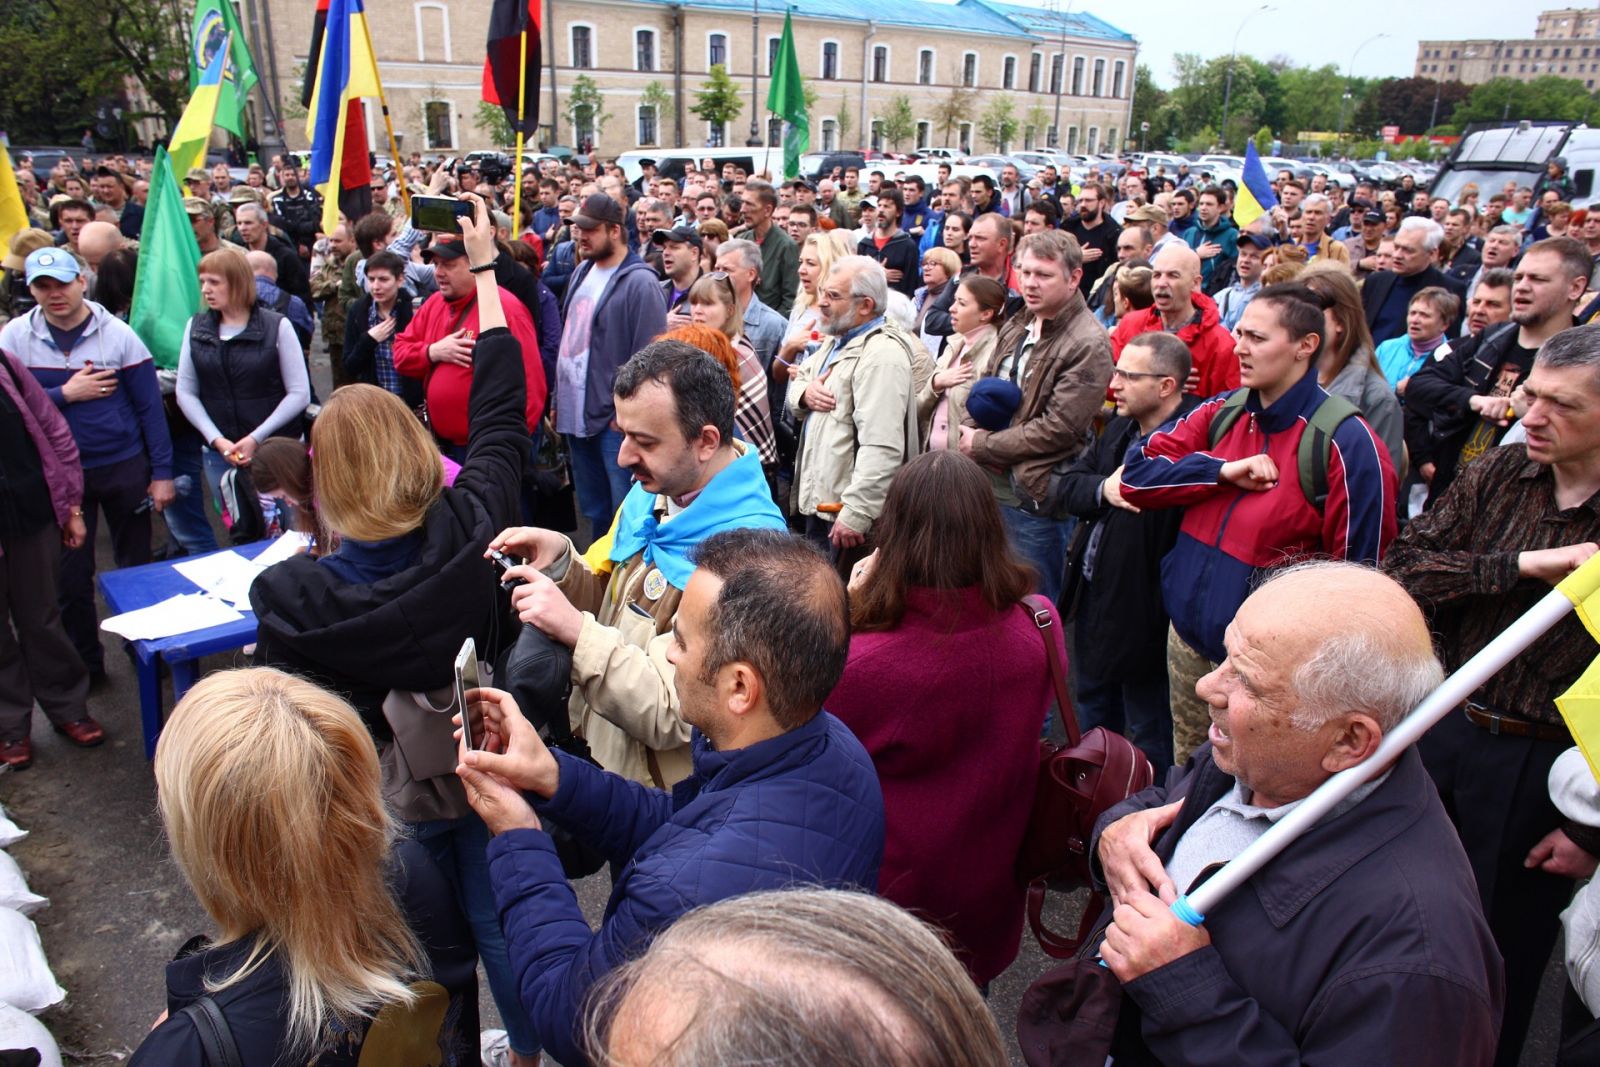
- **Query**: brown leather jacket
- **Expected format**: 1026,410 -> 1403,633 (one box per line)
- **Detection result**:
965,292 -> 1113,503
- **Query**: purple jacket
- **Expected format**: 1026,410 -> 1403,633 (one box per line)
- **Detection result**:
1,349 -> 81,551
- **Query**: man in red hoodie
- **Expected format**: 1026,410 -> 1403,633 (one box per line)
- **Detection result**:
1111,243 -> 1240,399
393,230 -> 545,456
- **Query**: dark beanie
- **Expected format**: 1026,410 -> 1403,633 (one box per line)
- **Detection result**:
965,377 -> 1022,432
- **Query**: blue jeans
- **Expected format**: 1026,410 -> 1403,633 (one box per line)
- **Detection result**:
1073,658 -> 1175,774
162,428 -> 218,555
1001,506 -> 1072,604
566,429 -> 632,534
411,815 -> 540,1056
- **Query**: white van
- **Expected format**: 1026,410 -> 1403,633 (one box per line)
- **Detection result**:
617,147 -> 790,185
1431,121 -> 1600,210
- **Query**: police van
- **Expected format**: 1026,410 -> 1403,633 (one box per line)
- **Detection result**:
1430,120 -> 1600,209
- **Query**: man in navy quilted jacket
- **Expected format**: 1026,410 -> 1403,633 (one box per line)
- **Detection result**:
456,528 -> 885,1066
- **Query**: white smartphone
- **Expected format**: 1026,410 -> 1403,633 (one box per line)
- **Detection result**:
453,636 -> 484,752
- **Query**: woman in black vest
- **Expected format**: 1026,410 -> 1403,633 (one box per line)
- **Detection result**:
176,246 -> 310,522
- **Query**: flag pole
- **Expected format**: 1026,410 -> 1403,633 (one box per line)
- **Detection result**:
356,9 -> 410,216
1171,552 -> 1600,926
512,27 -> 529,232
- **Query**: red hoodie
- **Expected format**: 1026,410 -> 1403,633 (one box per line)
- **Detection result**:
1110,289 -> 1241,399
393,286 -> 545,446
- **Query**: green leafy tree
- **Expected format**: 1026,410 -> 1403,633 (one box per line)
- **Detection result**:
690,64 -> 744,145
932,87 -> 975,148
881,94 -> 916,151
1352,77 -> 1472,135
1025,105 -> 1050,147
1277,64 -> 1346,136
641,80 -> 672,145
1450,76 -> 1599,126
1130,64 -> 1167,139
474,100 -> 515,147
1254,125 -> 1274,153
979,96 -> 1018,152
835,93 -> 852,147
567,74 -> 611,144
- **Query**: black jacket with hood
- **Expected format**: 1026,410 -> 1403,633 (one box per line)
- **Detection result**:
250,327 -> 528,740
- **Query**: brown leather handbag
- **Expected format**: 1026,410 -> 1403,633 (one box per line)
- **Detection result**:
1015,595 -> 1155,957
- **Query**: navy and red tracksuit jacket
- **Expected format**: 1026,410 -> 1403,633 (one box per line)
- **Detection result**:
1120,368 -> 1397,663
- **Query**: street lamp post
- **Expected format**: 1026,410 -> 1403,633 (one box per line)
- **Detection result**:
1221,5 -> 1273,150
1336,32 -> 1388,152
1050,0 -> 1074,150
747,0 -> 762,146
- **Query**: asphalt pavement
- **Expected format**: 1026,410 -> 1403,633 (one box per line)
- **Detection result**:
0,336 -> 1567,1065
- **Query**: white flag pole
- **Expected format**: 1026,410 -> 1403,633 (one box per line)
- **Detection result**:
1174,560 -> 1598,925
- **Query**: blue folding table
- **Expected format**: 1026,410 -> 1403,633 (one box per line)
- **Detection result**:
96,541 -> 272,759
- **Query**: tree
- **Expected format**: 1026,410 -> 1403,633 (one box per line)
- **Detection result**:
1352,77 -> 1471,135
932,87 -> 975,148
690,64 -> 743,146
835,93 -> 852,147
1277,64 -> 1346,136
1025,105 -> 1051,147
979,96 -> 1018,153
641,80 -> 672,145
1253,125 -> 1274,153
567,74 -> 610,146
1450,76 -> 1600,127
881,94 -> 916,151
475,100 -> 515,147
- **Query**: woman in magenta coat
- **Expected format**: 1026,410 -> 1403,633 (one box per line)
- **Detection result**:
828,450 -> 1054,986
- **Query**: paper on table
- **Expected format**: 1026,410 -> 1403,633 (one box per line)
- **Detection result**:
173,550 -> 261,608
101,594 -> 245,641
253,531 -> 313,569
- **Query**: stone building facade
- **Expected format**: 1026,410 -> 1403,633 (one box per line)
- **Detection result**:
1415,4 -> 1600,90
241,0 -> 1136,157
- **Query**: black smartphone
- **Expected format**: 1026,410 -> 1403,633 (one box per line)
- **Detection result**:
412,194 -> 473,233
454,636 -> 484,751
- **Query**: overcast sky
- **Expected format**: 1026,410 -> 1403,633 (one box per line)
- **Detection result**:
990,0 -> 1520,88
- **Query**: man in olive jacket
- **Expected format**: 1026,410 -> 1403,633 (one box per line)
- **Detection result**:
961,229 -> 1113,601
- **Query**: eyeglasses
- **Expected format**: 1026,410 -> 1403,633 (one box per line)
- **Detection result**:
1109,367 -> 1171,382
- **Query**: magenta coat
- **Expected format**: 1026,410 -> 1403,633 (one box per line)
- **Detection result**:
827,585 -> 1053,984
0,348 -> 82,557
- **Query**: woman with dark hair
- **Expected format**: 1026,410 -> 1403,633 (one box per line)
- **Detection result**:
1300,264 -> 1405,473
825,450 -> 1054,986
93,248 -> 139,319
918,274 -> 1005,451
942,211 -> 973,265
250,436 -> 322,550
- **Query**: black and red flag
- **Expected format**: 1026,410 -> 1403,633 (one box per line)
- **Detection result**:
482,0 -> 541,136
301,0 -> 329,109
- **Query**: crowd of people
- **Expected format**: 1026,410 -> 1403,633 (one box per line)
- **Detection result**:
3,142 -> 1600,1065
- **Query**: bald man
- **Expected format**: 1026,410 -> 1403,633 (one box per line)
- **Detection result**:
246,249 -> 314,349
1080,561 -> 1502,1067
1111,243 -> 1240,397
76,220 -> 123,273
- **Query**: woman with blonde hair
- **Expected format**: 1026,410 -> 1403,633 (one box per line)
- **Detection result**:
131,667 -> 479,1065
1299,264 -> 1405,473
249,195 -> 542,1065
660,321 -> 777,471
775,230 -> 855,374
176,245 -> 309,524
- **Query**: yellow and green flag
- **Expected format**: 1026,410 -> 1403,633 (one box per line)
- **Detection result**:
1553,552 -> 1600,779
170,36 -> 230,181
0,143 -> 27,253
190,0 -> 259,140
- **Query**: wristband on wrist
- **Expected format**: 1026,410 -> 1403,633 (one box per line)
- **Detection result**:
468,261 -> 497,273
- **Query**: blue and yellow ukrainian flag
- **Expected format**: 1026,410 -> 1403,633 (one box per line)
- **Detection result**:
307,0 -> 382,234
1235,142 -> 1279,230
169,37 -> 229,184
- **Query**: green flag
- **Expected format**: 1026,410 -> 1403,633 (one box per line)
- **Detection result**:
190,0 -> 260,140
766,12 -> 808,180
129,148 -> 203,371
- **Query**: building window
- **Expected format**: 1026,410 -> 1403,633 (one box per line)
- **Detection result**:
1049,54 -> 1063,94
1047,124 -> 1058,148
571,25 -> 593,69
1113,60 -> 1125,98
873,44 -> 888,82
1451,49 -> 1459,58
1066,125 -> 1078,153
916,120 -> 931,147
1003,55 -> 1017,89
822,40 -> 838,80
1071,56 -> 1085,95
1024,124 -> 1035,150
768,116 -> 783,147
1092,58 -> 1105,96
962,51 -> 978,87
1106,127 -> 1117,151
708,32 -> 727,67
821,118 -> 837,151
870,119 -> 884,152
413,3 -> 452,63
1029,53 -> 1042,92
1086,126 -> 1099,154
768,36 -> 780,73
919,49 -> 934,85
638,105 -> 658,146
707,120 -> 726,147
635,28 -> 656,72
958,122 -> 973,154
424,100 -> 453,148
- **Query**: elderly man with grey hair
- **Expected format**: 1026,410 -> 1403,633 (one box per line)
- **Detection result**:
715,238 -> 788,371
1072,560 -> 1503,1067
1361,215 -> 1466,343
787,255 -> 923,572
227,200 -> 309,300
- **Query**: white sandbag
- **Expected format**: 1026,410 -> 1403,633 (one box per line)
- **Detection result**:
0,850 -> 45,915
0,1001 -> 63,1067
0,906 -> 65,1013
0,802 -> 24,848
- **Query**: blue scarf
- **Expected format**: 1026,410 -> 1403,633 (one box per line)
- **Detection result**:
608,448 -> 787,590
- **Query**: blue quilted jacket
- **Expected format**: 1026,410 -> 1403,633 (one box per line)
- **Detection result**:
486,710 -> 885,1065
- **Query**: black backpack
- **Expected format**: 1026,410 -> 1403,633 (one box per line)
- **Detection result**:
1206,388 -> 1362,510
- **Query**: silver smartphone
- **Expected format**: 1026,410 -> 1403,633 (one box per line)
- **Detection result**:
453,636 -> 484,751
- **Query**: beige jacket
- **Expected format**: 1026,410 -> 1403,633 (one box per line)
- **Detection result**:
917,325 -> 999,451
786,319 -> 925,535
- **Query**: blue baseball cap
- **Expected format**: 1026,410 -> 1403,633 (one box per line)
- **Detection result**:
24,247 -> 81,285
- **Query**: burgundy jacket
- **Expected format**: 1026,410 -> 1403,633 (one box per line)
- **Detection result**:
826,586 -> 1053,984
1,348 -> 81,553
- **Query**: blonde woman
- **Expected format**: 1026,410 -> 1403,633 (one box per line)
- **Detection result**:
130,668 -> 479,1065
249,195 -> 541,1065
918,274 -> 1006,451
775,230 -> 854,380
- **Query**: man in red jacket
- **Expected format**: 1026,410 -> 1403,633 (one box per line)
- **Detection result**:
1111,243 -> 1240,399
393,231 -> 545,456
